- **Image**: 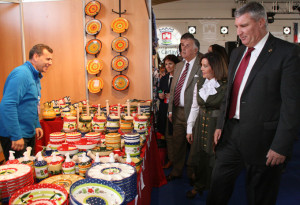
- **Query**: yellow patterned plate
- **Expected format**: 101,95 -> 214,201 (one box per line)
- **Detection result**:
88,77 -> 104,93
86,39 -> 102,55
112,36 -> 129,53
111,55 -> 129,72
39,174 -> 84,193
86,19 -> 102,36
86,58 -> 104,74
111,17 -> 129,33
85,0 -> 101,17
112,74 -> 129,91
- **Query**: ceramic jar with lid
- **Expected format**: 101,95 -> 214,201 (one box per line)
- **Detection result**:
42,102 -> 56,120
63,116 -> 77,133
78,114 -> 92,133
92,115 -> 106,133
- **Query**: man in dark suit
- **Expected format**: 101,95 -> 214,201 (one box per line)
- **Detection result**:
207,2 -> 300,205
166,33 -> 202,181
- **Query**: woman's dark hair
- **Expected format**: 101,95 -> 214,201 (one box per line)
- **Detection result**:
210,44 -> 229,65
201,52 -> 228,81
163,54 -> 180,66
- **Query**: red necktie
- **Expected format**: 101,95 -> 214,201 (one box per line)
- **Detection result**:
228,47 -> 254,119
174,62 -> 189,106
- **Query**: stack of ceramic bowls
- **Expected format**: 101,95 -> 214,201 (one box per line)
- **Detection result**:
66,132 -> 82,144
69,178 -> 125,205
9,183 -> 68,205
49,132 -> 65,150
133,116 -> 148,133
106,116 -> 120,133
124,132 -> 140,157
85,132 -> 101,144
120,116 -> 134,134
105,133 -> 121,150
86,162 -> 137,203
0,164 -> 34,204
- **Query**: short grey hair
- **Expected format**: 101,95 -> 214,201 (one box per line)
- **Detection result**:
235,2 -> 268,27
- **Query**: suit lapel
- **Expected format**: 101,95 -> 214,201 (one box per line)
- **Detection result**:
186,56 -> 200,88
243,34 -> 275,92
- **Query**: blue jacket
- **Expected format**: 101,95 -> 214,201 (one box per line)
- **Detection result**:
0,61 -> 42,141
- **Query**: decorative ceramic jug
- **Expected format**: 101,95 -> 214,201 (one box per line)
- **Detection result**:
63,116 -> 77,133
42,102 -> 56,120
92,115 -> 106,133
78,114 -> 92,133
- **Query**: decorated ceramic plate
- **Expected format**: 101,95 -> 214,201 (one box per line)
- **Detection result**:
86,39 -> 102,55
111,55 -> 129,72
85,0 -> 101,17
112,37 -> 129,53
9,183 -> 68,205
111,17 -> 129,33
74,138 -> 98,150
112,75 -> 129,91
86,58 -> 104,74
70,178 -> 125,205
40,174 -> 84,193
0,164 -> 32,182
88,77 -> 104,93
86,19 -> 102,36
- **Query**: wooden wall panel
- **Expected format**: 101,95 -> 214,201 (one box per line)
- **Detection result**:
0,3 -> 23,100
0,0 -> 150,106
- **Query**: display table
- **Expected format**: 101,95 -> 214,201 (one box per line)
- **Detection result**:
37,118 -> 167,205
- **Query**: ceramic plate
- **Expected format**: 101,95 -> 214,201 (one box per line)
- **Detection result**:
111,56 -> 129,72
0,164 -> 32,182
57,145 -> 78,156
88,77 -> 104,94
74,139 -> 98,150
111,17 -> 129,33
112,75 -> 129,91
86,58 -> 104,74
86,39 -> 102,55
9,183 -> 68,205
86,19 -> 102,35
70,178 -> 125,205
112,37 -> 129,53
85,1 -> 101,17
40,174 -> 84,193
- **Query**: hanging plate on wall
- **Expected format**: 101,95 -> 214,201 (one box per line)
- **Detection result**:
86,19 -> 102,36
85,0 -> 101,17
86,58 -> 103,74
111,36 -> 129,53
86,39 -> 102,55
112,75 -> 129,91
111,55 -> 129,72
88,77 -> 104,93
111,17 -> 129,33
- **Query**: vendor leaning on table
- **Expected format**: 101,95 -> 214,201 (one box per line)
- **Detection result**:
0,44 -> 53,160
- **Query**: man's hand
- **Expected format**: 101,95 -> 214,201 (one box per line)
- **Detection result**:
266,149 -> 286,166
214,129 -> 222,145
168,113 -> 172,123
35,128 -> 43,140
186,134 -> 193,144
11,138 -> 25,151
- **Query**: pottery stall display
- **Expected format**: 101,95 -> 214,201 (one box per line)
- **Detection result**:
42,102 -> 56,120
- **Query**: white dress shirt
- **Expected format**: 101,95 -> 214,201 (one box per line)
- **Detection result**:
233,32 -> 269,119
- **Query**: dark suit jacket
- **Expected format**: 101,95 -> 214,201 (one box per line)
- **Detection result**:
168,56 -> 202,120
217,34 -> 300,165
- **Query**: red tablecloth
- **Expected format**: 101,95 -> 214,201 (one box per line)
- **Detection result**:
37,118 -> 167,204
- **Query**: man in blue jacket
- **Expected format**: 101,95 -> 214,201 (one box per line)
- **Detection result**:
0,44 -> 53,160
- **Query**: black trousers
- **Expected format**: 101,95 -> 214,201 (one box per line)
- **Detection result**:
206,119 -> 284,205
0,136 -> 35,161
